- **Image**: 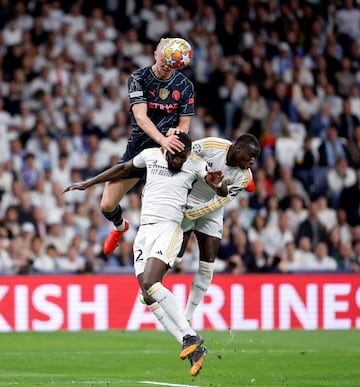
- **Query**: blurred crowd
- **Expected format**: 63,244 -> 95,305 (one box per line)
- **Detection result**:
0,0 -> 360,275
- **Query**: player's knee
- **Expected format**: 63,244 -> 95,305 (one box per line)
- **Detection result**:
142,279 -> 155,292
142,292 -> 155,305
100,196 -> 115,213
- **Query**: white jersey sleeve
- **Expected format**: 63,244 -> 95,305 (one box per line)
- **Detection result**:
132,150 -> 147,168
183,167 -> 253,220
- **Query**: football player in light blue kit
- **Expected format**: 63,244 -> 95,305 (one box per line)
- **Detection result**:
62,133 -> 225,377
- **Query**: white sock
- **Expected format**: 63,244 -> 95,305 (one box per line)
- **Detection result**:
148,302 -> 182,343
184,261 -> 214,321
147,282 -> 196,337
115,220 -> 126,231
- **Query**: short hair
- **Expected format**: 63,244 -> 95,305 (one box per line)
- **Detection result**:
235,134 -> 261,155
156,38 -> 171,53
178,132 -> 192,150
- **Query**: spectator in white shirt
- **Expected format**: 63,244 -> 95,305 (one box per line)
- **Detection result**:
278,241 -> 307,272
327,157 -> 357,207
305,241 -> 338,271
56,244 -> 85,273
316,194 -> 337,232
2,18 -> 23,46
286,194 -> 308,235
262,211 -> 294,257
0,234 -> 13,274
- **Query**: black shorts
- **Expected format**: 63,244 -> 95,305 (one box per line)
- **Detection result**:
118,142 -> 152,179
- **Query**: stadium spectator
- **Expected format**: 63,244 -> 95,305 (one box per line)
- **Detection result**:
346,125 -> 360,168
296,200 -> 328,250
246,238 -> 275,273
0,233 -> 13,274
338,98 -> 359,140
327,156 -> 356,207
277,241 -> 307,273
239,83 -> 268,137
285,194 -> 308,236
305,241 -> 338,271
339,167 -> 360,227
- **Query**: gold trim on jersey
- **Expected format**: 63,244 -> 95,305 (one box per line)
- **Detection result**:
241,168 -> 252,187
203,140 -> 230,151
183,197 -> 231,220
165,225 -> 182,258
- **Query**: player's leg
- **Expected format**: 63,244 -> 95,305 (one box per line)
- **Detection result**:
100,178 -> 139,254
141,222 -> 203,359
143,257 -> 203,359
183,231 -> 219,321
137,274 -> 183,343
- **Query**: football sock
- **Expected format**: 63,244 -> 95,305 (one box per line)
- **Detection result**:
147,282 -> 196,337
102,205 -> 124,228
184,261 -> 214,321
148,302 -> 182,343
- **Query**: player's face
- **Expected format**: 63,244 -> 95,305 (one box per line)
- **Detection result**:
229,145 -> 259,169
153,51 -> 174,79
166,148 -> 191,172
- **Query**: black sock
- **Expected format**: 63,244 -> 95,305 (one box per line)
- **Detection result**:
102,205 -> 123,227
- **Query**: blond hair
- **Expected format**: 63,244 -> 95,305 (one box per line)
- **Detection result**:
156,38 -> 172,53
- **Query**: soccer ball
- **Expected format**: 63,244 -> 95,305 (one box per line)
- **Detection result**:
162,38 -> 193,70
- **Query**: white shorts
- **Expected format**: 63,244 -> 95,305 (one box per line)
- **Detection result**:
133,222 -> 183,277
181,207 -> 224,239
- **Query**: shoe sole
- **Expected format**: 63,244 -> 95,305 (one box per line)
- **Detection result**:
180,340 -> 203,360
190,353 -> 205,377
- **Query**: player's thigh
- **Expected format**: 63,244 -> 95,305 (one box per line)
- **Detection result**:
100,178 -> 139,209
195,231 -> 221,262
193,214 -> 223,262
133,222 -> 183,277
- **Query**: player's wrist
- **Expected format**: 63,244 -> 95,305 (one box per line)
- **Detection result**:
158,136 -> 166,147
214,181 -> 223,189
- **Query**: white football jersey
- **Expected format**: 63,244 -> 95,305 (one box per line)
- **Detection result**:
184,137 -> 253,220
133,147 -> 208,224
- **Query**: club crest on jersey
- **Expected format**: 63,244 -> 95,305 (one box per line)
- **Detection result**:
159,88 -> 169,100
172,90 -> 181,101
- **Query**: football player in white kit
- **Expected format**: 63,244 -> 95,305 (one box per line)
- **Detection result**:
62,133 -> 225,377
178,133 -> 261,323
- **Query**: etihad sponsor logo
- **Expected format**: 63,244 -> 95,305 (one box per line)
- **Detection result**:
148,102 -> 178,112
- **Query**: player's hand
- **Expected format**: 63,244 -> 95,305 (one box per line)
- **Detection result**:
206,170 -> 224,186
166,127 -> 188,136
62,181 -> 89,193
159,134 -> 185,154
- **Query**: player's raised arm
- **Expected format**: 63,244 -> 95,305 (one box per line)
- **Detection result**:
131,103 -> 185,154
62,160 -> 139,193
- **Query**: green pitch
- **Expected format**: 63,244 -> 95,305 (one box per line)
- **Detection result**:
0,330 -> 359,386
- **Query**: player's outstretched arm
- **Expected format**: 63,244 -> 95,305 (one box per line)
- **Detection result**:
62,160 -> 137,193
